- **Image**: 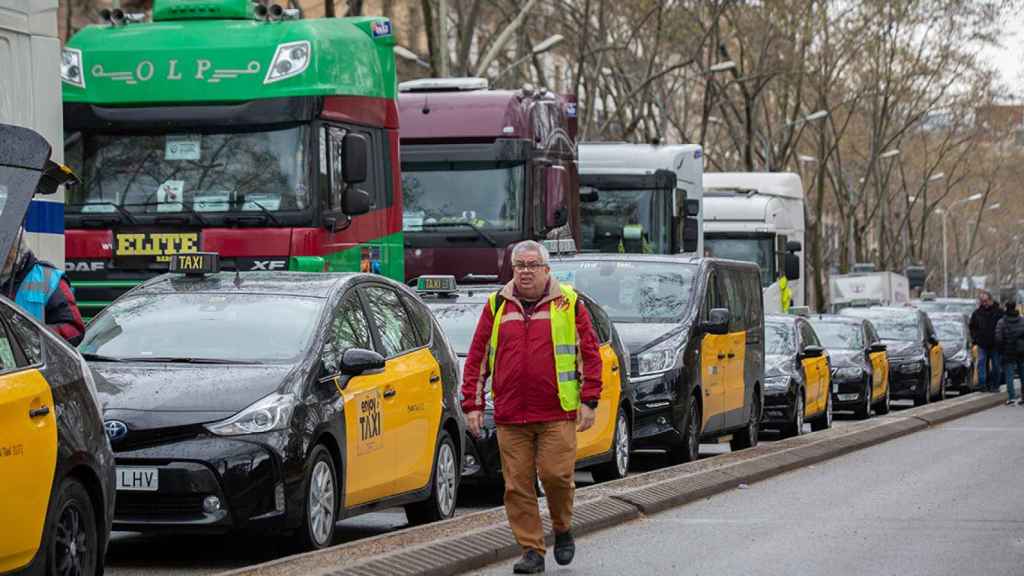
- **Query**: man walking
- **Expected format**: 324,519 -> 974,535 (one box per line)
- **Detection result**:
996,300 -> 1024,405
971,290 -> 1003,392
462,240 -> 603,574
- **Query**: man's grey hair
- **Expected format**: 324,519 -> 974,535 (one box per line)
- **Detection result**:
511,240 -> 550,264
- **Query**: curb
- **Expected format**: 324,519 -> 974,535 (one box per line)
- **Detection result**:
224,392 -> 1005,576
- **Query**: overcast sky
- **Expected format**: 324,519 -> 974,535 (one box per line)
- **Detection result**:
984,10 -> 1024,99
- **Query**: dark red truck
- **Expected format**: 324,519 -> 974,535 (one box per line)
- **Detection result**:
398,78 -> 578,284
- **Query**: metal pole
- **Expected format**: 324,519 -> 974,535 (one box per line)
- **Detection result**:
438,0 -> 450,77
943,212 -> 949,298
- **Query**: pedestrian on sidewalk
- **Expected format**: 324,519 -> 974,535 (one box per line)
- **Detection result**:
995,300 -> 1024,405
461,240 -> 603,574
970,290 -> 1004,392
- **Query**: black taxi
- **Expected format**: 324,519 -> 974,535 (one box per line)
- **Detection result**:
762,314 -> 832,437
548,253 -> 764,463
79,253 -> 464,550
413,276 -> 634,484
0,123 -> 114,576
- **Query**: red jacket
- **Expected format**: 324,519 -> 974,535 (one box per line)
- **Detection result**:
461,279 -> 603,425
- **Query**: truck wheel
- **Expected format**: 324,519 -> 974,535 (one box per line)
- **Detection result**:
406,431 -> 458,525
730,392 -> 760,451
592,408 -> 631,482
46,478 -> 98,576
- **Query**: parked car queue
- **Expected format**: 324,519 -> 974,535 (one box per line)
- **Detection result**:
5,246 -> 976,575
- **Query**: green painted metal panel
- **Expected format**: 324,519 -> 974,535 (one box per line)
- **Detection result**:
70,280 -> 145,289
323,231 -> 403,280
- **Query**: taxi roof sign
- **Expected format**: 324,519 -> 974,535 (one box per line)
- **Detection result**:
416,275 -> 458,294
168,252 -> 220,276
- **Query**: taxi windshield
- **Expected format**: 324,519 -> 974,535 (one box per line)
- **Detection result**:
935,322 -> 964,342
79,293 -> 323,363
549,260 -> 696,323
873,320 -> 920,342
425,302 -> 481,354
811,322 -> 863,350
766,322 -> 796,355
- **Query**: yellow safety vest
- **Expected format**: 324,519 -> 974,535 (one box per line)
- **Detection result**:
779,275 -> 792,314
488,284 -> 581,411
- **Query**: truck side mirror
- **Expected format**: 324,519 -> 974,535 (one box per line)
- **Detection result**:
682,199 -> 700,253
545,165 -> 568,229
342,188 -> 370,216
784,253 -> 800,281
341,133 -> 368,184
785,240 -> 802,253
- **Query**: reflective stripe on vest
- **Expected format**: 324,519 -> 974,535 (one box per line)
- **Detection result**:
15,264 -> 62,322
488,284 -> 581,411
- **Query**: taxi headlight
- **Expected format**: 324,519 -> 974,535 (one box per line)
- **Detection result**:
765,376 -> 790,391
637,332 -> 685,376
896,360 -> 924,374
952,349 -> 969,363
206,393 -> 295,436
834,367 -> 865,381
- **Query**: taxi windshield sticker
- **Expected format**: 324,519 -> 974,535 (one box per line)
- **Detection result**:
355,389 -> 383,455
156,180 -> 185,212
165,134 -> 201,161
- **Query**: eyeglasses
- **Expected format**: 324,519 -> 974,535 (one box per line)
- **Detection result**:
512,262 -> 547,271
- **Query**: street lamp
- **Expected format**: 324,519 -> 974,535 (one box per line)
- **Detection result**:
394,45 -> 431,69
707,60 -> 737,74
763,110 -> 829,170
938,192 -> 984,297
879,149 -> 900,159
495,34 -> 565,80
929,172 -> 945,182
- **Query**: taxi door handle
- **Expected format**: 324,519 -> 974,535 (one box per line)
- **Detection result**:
611,365 -> 619,372
382,388 -> 397,398
727,353 -> 736,359
429,374 -> 441,383
717,353 -> 726,360
29,406 -> 50,418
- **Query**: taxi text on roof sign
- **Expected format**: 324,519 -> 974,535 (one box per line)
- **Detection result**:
416,275 -> 457,293
169,252 -> 220,275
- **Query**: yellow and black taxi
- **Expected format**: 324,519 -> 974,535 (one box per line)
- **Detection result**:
548,253 -> 764,463
762,314 -> 833,437
840,306 -> 945,406
928,311 -> 975,394
77,253 -> 464,550
808,314 -> 891,419
413,275 -> 634,483
1,123 -> 114,576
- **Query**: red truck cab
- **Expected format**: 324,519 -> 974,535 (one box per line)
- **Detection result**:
398,78 -> 578,284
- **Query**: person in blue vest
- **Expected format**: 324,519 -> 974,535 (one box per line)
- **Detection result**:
1,233 -> 85,345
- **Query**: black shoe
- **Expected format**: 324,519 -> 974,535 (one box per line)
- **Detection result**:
554,531 -> 575,566
513,550 -> 545,574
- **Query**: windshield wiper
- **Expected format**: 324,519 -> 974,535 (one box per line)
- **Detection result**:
69,202 -> 137,224
244,201 -> 281,226
419,222 -> 497,246
119,356 -> 249,365
81,352 -> 126,362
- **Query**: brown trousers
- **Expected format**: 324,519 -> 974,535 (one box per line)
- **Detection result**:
496,420 -> 577,555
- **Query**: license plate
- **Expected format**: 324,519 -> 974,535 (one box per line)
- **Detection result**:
116,467 -> 159,491
832,384 -> 839,393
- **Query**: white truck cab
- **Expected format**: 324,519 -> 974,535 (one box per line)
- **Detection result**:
578,143 -> 704,256
0,0 -> 65,266
703,172 -> 804,313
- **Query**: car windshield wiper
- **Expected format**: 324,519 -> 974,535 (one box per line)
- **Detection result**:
80,352 -> 126,362
239,201 -> 281,226
419,221 -> 497,246
68,202 -> 138,224
119,356 -> 249,365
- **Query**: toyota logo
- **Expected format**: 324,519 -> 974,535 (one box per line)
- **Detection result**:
104,420 -> 128,442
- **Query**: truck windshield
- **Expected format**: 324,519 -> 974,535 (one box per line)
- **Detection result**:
64,125 -> 310,217
550,259 -> 697,323
704,236 -> 776,287
579,188 -> 671,254
401,161 -> 524,232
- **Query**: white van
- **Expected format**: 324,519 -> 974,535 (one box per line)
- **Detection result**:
0,0 -> 65,265
703,172 -> 804,313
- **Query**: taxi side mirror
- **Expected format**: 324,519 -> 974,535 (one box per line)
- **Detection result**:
340,348 -> 385,376
702,308 -> 730,335
801,345 -> 825,359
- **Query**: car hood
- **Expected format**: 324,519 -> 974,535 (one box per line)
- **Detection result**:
941,341 -> 965,358
613,323 -> 681,354
882,340 -> 923,358
766,354 -> 797,378
92,362 -> 296,426
827,349 -> 866,368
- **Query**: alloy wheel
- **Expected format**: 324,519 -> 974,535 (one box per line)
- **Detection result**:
308,460 -> 335,547
794,395 -> 804,435
435,441 -> 457,518
615,412 -> 630,477
55,501 -> 90,576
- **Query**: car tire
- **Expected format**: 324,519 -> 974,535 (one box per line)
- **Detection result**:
854,383 -> 872,420
730,391 -> 760,451
669,395 -> 701,464
592,408 -> 631,482
811,392 -> 833,432
294,444 -> 338,551
45,477 -> 98,576
780,392 -> 804,438
875,384 -> 891,415
938,372 -> 947,401
915,374 -> 931,406
405,431 -> 458,526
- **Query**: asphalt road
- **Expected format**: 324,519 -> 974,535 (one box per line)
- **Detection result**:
100,401 -> 913,576
470,403 -> 1024,576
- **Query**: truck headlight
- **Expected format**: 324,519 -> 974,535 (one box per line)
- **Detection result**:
264,41 -> 311,84
206,393 -> 295,436
833,367 -> 865,381
61,48 -> 85,88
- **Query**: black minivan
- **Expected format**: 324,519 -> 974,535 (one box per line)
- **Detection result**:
550,254 -> 764,463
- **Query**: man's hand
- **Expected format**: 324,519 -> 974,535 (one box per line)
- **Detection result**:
577,404 -> 596,432
466,410 -> 484,438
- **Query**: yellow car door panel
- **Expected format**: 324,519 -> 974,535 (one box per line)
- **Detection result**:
723,330 -> 747,420
700,335 -> 726,433
800,358 -> 820,418
0,369 -> 57,573
931,344 -> 944,393
341,372 -> 394,507
870,352 -> 888,401
577,342 -> 621,461
389,348 -> 443,495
